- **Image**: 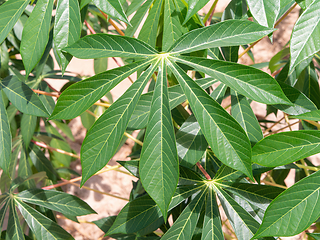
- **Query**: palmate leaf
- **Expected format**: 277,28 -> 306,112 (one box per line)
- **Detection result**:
140,59 -> 179,220
80,62 -> 159,186
14,198 -> 73,240
252,130 -> 320,167
54,0 -> 81,73
64,34 -> 158,59
289,0 -> 320,74
0,76 -> 50,117
0,0 -> 30,45
162,189 -> 207,240
20,0 -> 54,76
16,189 -> 96,216
172,56 -> 292,106
50,59 -> 153,120
0,90 -> 11,175
7,199 -> 24,240
168,20 -> 275,54
91,0 -> 129,24
253,170 -> 320,238
246,0 -> 280,28
166,60 -> 253,179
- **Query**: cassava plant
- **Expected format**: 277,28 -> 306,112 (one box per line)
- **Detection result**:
1,0 -> 320,239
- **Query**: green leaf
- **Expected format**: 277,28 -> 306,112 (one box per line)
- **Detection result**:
246,0 -> 280,27
0,0 -> 30,45
0,76 -> 50,117
20,0 -> 54,76
161,189 -> 207,240
50,139 -> 72,166
253,170 -> 320,238
183,0 -> 208,25
0,197 -> 10,233
138,0 -> 163,48
91,0 -> 129,24
17,189 -> 96,216
21,114 -> 37,149
64,34 -> 158,59
176,114 -> 208,168
289,0 -> 320,74
51,120 -> 74,141
231,91 -> 263,146
94,58 -> 108,74
15,198 -> 74,240
7,200 -> 25,240
294,109 -> 320,121
50,59 -> 152,120
128,77 -> 216,129
308,232 -> 320,240
168,20 -> 275,54
201,188 -> 224,240
54,0 -> 81,73
140,59 -> 179,219
252,130 -> 320,167
80,62 -> 158,186
17,148 -> 36,191
167,60 -> 253,179
173,56 -> 292,105
0,90 -> 11,175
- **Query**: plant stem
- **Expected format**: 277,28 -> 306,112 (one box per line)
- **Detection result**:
304,119 -> 320,129
196,162 -> 211,180
263,116 -> 285,134
84,20 -> 96,34
203,0 -> 219,26
32,140 -> 80,158
284,114 -> 293,131
238,41 -> 258,59
99,10 -> 125,36
261,180 -> 287,189
295,163 -> 319,172
124,132 -> 143,146
264,120 -> 301,136
274,3 -> 298,28
93,102 -> 111,108
300,159 -> 310,176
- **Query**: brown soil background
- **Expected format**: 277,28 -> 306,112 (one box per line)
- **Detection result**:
45,1 -> 315,239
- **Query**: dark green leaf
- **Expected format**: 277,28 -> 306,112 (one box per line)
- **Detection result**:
308,232 -> 320,240
7,200 -> 25,240
21,114 -> 37,149
183,0 -> 208,25
252,130 -> 320,167
0,197 -> 10,233
91,0 -> 129,24
0,90 -> 11,174
294,109 -> 320,121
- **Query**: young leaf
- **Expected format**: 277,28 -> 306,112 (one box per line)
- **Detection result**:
7,200 -> 25,240
252,130 -> 320,167
80,62 -> 158,186
253,170 -> 320,238
15,198 -> 74,240
173,56 -> 292,105
50,59 -> 152,120
0,90 -> 11,175
0,76 -> 50,117
289,0 -> 320,74
64,34 -> 158,59
246,0 -> 280,28
91,0 -> 129,24
183,0 -> 209,25
20,0 -> 54,76
0,0 -> 30,45
161,189 -> 207,240
140,59 -> 179,220
168,20 -> 275,54
54,0 -> 82,73
167,60 -> 253,179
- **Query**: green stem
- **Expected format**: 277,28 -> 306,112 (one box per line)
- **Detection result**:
295,163 -> 319,172
203,0 -> 219,24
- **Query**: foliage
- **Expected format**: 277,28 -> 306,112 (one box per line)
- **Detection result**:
1,0 -> 320,239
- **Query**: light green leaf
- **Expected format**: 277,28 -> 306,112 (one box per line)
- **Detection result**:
162,189 -> 207,240
140,59 -> 179,219
21,114 -> 37,149
17,148 -> 36,191
17,189 -> 96,216
176,114 -> 208,168
201,188 -> 223,240
252,130 -> 320,167
289,0 -> 320,74
15,198 -> 74,240
80,62 -> 158,186
167,60 -> 253,179
0,0 -> 30,45
91,0 -> 129,24
294,109 -> 320,121
231,91 -> 263,146
173,56 -> 292,105
50,59 -> 152,120
94,58 -> 108,74
246,0 -> 280,27
54,0 -> 81,73
0,90 -> 11,175
20,0 -> 54,76
168,20 -> 275,54
0,76 -> 50,117
51,120 -> 74,141
253,170 -> 320,238
138,0 -> 163,47
50,139 -> 72,166
7,200 -> 25,240
128,77 -> 216,130
183,0 -> 209,25
64,34 -> 158,59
